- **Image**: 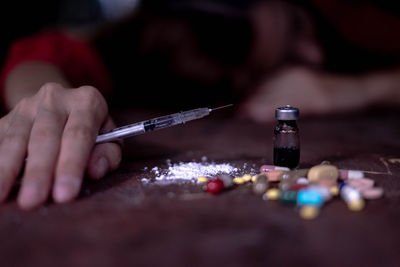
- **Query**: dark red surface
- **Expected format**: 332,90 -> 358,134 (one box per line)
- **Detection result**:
1,108 -> 400,267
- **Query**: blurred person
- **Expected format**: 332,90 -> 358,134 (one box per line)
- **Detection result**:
0,0 -> 399,209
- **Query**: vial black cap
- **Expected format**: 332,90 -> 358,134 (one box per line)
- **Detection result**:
275,105 -> 299,120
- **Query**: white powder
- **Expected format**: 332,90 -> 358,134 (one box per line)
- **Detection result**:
145,160 -> 254,184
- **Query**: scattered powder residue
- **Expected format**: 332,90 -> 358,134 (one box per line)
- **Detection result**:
143,159 -> 255,184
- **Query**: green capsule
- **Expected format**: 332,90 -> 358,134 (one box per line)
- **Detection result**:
279,190 -> 298,204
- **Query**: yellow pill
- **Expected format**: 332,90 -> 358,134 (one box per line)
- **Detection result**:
251,175 -> 258,183
264,189 -> 280,200
233,177 -> 245,185
347,199 -> 365,211
299,205 -> 320,220
242,174 -> 252,182
308,164 -> 339,183
330,186 -> 339,196
197,176 -> 209,183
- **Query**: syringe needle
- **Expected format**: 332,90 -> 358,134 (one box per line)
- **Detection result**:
210,104 -> 233,112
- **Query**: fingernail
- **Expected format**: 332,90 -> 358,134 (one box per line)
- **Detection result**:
54,176 -> 81,203
93,157 -> 109,180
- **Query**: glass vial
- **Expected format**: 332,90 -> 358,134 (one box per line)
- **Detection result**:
273,105 -> 300,169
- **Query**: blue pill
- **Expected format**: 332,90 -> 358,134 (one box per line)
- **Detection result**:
297,190 -> 324,206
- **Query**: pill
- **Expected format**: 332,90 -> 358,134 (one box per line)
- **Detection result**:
347,199 -> 365,211
289,183 -> 308,191
330,186 -> 339,196
264,171 -> 283,182
252,174 -> 269,195
308,164 -> 339,183
251,175 -> 258,183
260,165 -> 290,172
297,178 -> 309,184
233,177 -> 245,185
242,174 -> 252,182
197,176 -> 209,183
361,187 -> 384,200
205,175 -> 233,194
315,178 -> 337,188
347,178 -> 374,191
340,185 -> 362,204
219,174 -> 234,187
338,169 -> 364,180
279,190 -> 298,204
299,205 -> 320,220
263,188 -> 281,200
205,179 -> 225,194
297,190 -> 324,206
307,185 -> 332,201
281,169 -> 309,181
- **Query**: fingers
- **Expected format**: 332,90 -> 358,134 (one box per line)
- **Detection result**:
0,101 -> 34,202
53,87 -> 107,203
87,116 -> 122,180
17,104 -> 67,209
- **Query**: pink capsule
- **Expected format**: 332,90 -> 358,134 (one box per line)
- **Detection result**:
339,169 -> 364,180
260,165 -> 290,172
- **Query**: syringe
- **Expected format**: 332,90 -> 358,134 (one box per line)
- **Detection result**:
95,104 -> 233,144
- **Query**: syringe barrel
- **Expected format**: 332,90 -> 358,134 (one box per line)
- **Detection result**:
143,108 -> 210,132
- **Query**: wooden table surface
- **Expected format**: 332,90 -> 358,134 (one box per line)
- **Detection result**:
1,108 -> 400,267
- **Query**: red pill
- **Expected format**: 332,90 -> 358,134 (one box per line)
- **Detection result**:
205,179 -> 225,194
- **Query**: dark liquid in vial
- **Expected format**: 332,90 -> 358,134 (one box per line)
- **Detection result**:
274,147 -> 300,169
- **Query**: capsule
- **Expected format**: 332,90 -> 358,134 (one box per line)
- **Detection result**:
338,169 -> 364,180
297,190 -> 324,206
346,178 -> 374,191
242,174 -> 253,182
307,185 -> 332,201
233,177 -> 245,185
205,179 -> 225,194
308,164 -> 339,183
279,190 -> 298,204
264,171 -> 283,182
361,187 -> 384,200
281,169 -> 309,181
340,185 -> 365,211
197,176 -> 209,183
260,165 -> 290,172
205,174 -> 233,194
252,174 -> 269,195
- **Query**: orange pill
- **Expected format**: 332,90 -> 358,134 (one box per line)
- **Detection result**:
264,171 -> 283,182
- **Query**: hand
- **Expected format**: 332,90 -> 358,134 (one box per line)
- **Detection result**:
238,67 -> 369,123
0,83 -> 122,209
